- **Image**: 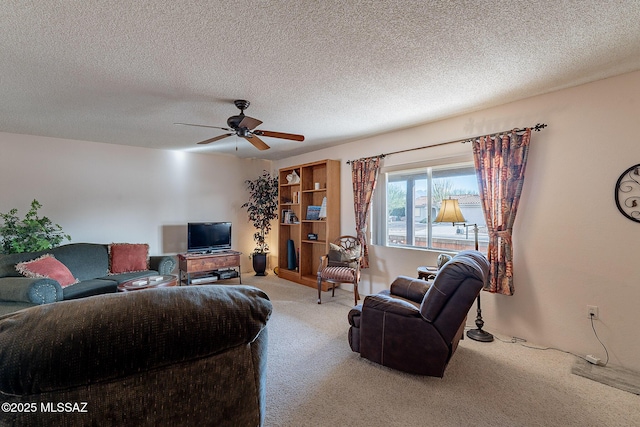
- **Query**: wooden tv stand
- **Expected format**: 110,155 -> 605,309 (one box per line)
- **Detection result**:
177,251 -> 241,285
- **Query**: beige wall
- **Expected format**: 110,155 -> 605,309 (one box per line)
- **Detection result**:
0,133 -> 271,270
274,70 -> 640,372
2,70 -> 638,372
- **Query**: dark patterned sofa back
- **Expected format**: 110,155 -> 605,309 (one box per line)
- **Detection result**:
0,285 -> 272,395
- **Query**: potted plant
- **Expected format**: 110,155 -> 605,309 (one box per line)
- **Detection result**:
0,199 -> 71,254
241,170 -> 279,275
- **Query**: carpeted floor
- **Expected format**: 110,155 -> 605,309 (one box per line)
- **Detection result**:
242,274 -> 640,427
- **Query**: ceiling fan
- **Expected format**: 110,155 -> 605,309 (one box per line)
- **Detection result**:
175,99 -> 305,151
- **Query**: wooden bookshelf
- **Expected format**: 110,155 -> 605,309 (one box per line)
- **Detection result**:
277,160 -> 340,290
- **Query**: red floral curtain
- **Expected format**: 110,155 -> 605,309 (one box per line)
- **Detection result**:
473,128 -> 531,295
351,157 -> 381,268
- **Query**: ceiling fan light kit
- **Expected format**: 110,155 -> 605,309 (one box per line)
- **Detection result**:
176,100 -> 305,151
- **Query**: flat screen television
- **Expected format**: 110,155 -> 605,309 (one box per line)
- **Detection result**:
187,222 -> 232,253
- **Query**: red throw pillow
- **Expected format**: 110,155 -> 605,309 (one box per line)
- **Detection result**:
16,254 -> 78,288
109,243 -> 149,274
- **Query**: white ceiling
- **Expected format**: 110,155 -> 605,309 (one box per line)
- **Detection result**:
2,1 -> 640,160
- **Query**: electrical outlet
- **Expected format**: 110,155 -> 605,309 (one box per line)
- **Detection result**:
587,305 -> 599,320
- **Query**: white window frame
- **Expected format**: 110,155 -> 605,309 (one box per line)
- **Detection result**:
372,154 -> 484,252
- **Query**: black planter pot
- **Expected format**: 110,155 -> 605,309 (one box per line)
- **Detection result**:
252,253 -> 267,276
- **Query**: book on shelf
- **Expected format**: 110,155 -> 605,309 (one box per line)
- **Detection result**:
281,209 -> 299,224
318,196 -> 327,219
306,205 -> 321,220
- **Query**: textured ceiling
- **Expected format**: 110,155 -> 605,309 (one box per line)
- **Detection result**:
2,1 -> 640,160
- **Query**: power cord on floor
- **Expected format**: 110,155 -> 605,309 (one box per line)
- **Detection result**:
495,335 -> 588,361
493,335 -> 527,344
494,320 -> 610,367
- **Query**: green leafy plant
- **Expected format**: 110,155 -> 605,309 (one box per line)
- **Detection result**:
241,171 -> 279,254
0,199 -> 71,254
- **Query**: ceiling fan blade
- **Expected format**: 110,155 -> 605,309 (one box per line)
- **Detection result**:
254,130 -> 305,141
197,134 -> 232,145
244,135 -> 270,151
238,116 -> 263,130
175,122 -> 233,132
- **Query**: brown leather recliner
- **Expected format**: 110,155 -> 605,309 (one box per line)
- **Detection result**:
347,250 -> 489,377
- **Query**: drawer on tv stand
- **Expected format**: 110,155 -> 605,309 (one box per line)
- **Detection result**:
183,256 -> 239,272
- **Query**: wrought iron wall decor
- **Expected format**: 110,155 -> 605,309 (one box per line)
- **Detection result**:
615,164 -> 640,222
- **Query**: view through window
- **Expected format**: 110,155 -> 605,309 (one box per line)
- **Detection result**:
384,163 -> 488,252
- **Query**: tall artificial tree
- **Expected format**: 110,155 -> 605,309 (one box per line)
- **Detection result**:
241,170 -> 279,253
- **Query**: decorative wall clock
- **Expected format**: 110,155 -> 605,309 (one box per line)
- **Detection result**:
615,164 -> 640,222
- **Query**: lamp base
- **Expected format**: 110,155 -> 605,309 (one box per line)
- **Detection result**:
466,328 -> 494,342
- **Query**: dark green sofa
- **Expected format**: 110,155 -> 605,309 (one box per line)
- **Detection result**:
0,285 -> 272,426
0,243 -> 176,316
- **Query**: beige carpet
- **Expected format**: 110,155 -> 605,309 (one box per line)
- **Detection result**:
242,274 -> 640,427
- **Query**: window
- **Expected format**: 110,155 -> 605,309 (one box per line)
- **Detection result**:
376,162 -> 487,252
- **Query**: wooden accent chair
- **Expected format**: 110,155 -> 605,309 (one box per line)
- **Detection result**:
316,236 -> 362,305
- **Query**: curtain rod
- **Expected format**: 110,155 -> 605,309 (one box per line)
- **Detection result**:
346,123 -> 547,164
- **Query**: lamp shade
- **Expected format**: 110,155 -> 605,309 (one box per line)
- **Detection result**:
434,198 -> 466,224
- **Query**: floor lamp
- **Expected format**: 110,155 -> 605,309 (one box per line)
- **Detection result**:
434,199 -> 493,342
